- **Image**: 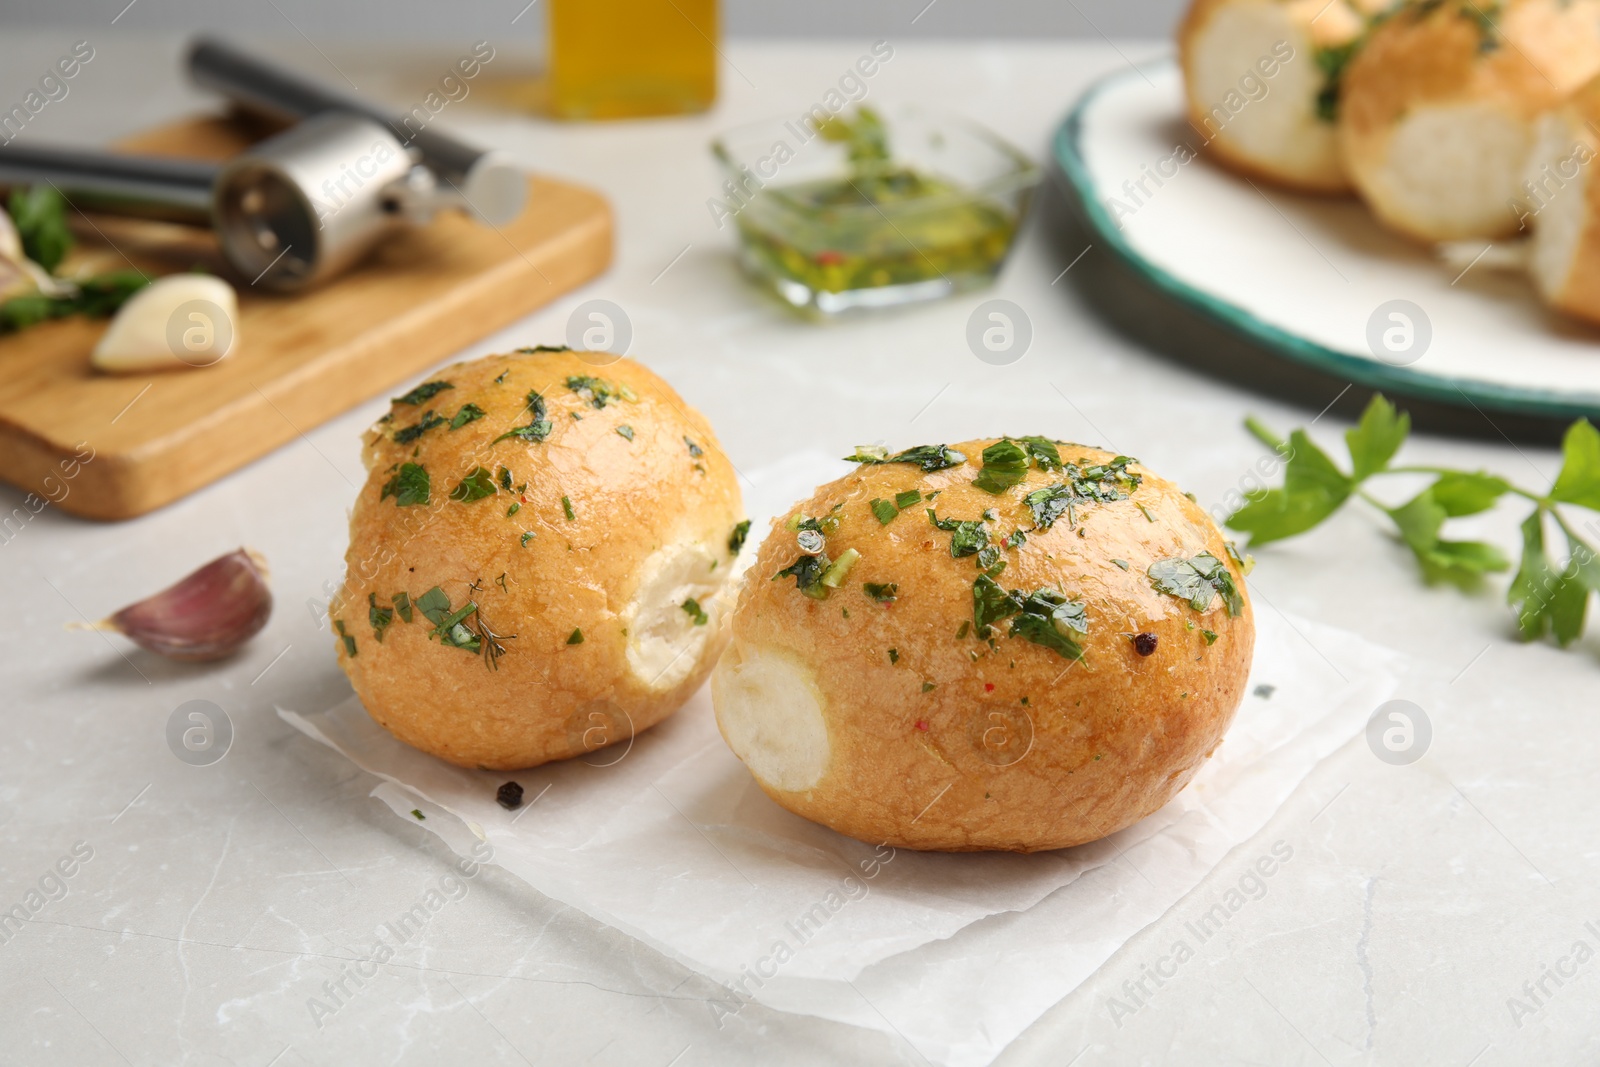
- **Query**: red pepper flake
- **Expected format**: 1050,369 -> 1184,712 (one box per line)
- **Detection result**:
815,250 -> 845,266
984,683 -> 995,693
914,720 -> 929,732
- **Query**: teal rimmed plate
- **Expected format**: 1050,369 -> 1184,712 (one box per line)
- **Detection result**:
1053,60 -> 1600,425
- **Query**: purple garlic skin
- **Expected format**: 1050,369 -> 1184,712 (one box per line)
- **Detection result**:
102,548 -> 272,661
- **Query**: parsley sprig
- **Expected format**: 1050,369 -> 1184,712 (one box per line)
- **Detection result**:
1229,395 -> 1600,647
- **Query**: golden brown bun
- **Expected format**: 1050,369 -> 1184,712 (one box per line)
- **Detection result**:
1524,76 -> 1600,323
1340,0 -> 1600,242
711,441 -> 1255,853
333,349 -> 745,770
1179,0 -> 1369,195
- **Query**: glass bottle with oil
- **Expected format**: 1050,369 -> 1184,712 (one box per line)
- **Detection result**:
547,0 -> 718,120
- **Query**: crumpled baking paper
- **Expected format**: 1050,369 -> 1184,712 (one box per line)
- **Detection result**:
280,452 -> 1404,1066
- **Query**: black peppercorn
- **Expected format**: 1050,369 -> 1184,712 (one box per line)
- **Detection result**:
496,781 -> 524,810
1133,632 -> 1158,657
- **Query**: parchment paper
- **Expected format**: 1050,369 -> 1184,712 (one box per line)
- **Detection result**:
281,453 -> 1405,1065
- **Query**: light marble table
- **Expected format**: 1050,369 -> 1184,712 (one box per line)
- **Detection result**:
2,31 -> 1597,1067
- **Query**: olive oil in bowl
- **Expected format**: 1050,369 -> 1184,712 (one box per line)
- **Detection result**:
712,107 -> 1038,316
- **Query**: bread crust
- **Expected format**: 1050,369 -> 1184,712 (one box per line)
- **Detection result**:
713,441 -> 1255,853
1340,0 -> 1600,241
333,350 -> 744,770
1178,0 -> 1362,195
1530,77 -> 1600,321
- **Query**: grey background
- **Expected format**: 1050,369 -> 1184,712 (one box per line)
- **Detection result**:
0,0 -> 1184,38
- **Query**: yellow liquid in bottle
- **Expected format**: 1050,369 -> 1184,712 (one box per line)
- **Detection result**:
548,0 -> 718,120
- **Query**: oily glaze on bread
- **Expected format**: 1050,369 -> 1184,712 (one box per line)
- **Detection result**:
1340,0 -> 1600,242
712,440 -> 1254,853
333,349 -> 745,770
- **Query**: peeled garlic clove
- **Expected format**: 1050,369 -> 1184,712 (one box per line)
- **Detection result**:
91,273 -> 239,374
79,548 -> 272,661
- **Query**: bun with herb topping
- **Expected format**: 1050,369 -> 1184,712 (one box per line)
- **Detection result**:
333,348 -> 746,770
1179,0 -> 1391,195
1339,0 -> 1600,242
711,439 -> 1254,853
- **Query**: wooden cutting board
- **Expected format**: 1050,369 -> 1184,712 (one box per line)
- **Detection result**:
0,114 -> 612,521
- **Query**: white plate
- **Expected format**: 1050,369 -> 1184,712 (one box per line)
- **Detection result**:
1054,60 -> 1600,423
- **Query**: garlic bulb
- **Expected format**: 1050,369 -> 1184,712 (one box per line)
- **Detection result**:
76,548 -> 272,661
91,273 -> 239,373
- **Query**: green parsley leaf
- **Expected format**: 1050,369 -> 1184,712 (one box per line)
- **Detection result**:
520,532 -> 535,548
863,581 -> 898,602
1149,553 -> 1244,616
565,375 -> 635,409
774,553 -> 831,599
0,270 -> 150,334
927,509 -> 988,557
415,587 -> 451,625
1551,419 -> 1600,512
567,627 -> 585,645
888,648 -> 899,664
870,498 -> 900,525
845,444 -> 967,472
494,390 -> 554,444
392,591 -> 413,623
393,381 -> 454,406
449,403 -> 487,430
380,463 -> 430,506
1019,436 -> 1062,471
517,344 -> 571,353
729,519 -> 752,555
681,598 -> 709,625
1430,470 -> 1511,516
684,436 -> 704,458
1227,430 -> 1352,546
972,439 -> 1030,495
1387,488 -> 1509,587
420,597 -> 480,652
562,495 -> 575,521
1508,513 -> 1590,645
972,574 -> 1021,636
922,681 -> 936,692
334,619 -> 357,657
894,490 -> 921,509
449,466 -> 498,503
9,186 -> 73,272
1345,394 -> 1409,482
617,425 -> 635,441
394,411 -> 446,444
1009,589 -> 1087,660
507,503 -> 521,516
368,592 -> 393,642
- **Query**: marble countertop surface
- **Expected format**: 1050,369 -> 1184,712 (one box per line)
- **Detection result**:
1,30 -> 1596,1067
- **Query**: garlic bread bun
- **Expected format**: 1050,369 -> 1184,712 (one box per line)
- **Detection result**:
1340,0 -> 1600,242
711,439 -> 1255,853
333,348 -> 746,770
1523,76 -> 1600,323
1180,0 -> 1385,194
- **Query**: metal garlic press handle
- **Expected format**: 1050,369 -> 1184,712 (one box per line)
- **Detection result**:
0,143 -> 217,226
186,36 -> 527,227
0,112 -> 422,293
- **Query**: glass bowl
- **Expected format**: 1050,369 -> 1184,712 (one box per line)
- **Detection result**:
711,105 -> 1040,316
